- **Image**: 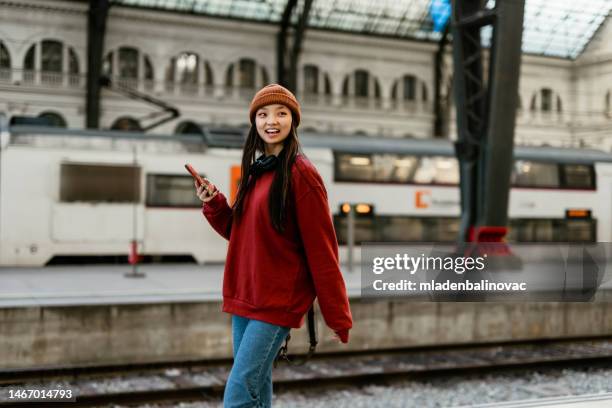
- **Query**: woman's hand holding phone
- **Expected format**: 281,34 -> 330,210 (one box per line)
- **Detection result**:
196,179 -> 218,203
186,163 -> 218,203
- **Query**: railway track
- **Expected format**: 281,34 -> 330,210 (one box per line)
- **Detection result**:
2,337 -> 612,407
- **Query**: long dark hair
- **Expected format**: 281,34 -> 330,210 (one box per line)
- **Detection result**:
232,117 -> 301,233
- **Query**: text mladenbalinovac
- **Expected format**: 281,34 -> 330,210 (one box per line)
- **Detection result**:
372,279 -> 527,291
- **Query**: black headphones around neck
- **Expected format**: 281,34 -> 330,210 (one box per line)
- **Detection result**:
249,154 -> 279,177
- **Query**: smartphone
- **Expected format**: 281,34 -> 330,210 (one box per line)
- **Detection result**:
185,163 -> 206,187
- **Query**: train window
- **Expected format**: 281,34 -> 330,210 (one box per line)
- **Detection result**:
423,218 -> 460,241
508,218 -> 595,242
413,157 -> 459,185
511,161 -> 559,188
335,215 -> 596,245
380,217 -> 425,241
374,154 -> 418,183
146,175 -> 202,207
565,219 -> 595,242
335,153 -> 456,184
60,163 -> 140,203
335,153 -> 375,182
334,217 -> 377,244
562,164 -> 594,189
506,223 -> 518,242
334,215 -> 461,244
515,219 -> 556,241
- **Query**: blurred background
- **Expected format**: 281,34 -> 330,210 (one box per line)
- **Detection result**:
1,1 -> 612,407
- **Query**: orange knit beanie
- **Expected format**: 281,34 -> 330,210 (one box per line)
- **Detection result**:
248,84 -> 301,127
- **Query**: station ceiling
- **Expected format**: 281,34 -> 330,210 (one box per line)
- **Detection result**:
112,0 -> 610,59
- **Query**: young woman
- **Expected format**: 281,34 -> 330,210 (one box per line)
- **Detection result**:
195,84 -> 353,407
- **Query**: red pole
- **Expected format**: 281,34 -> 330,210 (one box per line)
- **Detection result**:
128,239 -> 139,265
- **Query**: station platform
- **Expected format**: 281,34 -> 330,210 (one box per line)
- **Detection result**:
0,263 -> 362,308
2,263 -> 612,370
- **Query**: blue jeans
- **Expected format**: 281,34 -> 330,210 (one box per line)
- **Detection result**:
223,315 -> 291,408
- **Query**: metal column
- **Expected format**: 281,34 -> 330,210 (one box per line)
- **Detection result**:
86,0 -> 110,129
276,0 -> 313,92
434,24 -> 450,138
276,0 -> 297,88
451,0 -> 524,243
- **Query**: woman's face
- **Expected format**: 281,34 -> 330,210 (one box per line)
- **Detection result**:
255,104 -> 292,153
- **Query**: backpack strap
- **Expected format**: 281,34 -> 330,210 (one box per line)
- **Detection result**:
275,306 -> 317,366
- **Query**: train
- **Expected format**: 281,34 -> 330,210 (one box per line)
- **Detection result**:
1,115 -> 610,266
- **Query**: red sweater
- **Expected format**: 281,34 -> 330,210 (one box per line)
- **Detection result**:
203,154 -> 352,342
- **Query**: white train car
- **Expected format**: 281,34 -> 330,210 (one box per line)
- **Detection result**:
1,119 -> 610,266
316,135 -> 611,246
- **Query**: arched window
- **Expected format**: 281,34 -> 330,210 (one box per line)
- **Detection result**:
176,52 -> 199,84
111,116 -> 142,131
403,75 -> 416,100
391,74 -> 428,104
304,65 -> 319,94
303,66 -> 331,102
225,58 -> 266,90
38,111 -> 67,128
175,120 -> 203,135
531,88 -> 562,114
166,53 -> 214,94
104,48 -> 154,88
23,40 -> 79,85
225,64 -> 234,87
41,40 -> 63,73
342,77 -> 348,95
354,69 -> 369,97
324,73 -> 331,96
391,74 -> 429,111
342,70 -> 376,97
118,47 -> 138,79
204,61 -> 213,86
0,41 -> 10,69
342,70 -> 381,107
68,47 -> 80,85
261,66 -> 269,86
68,48 -> 79,75
541,88 -> 553,112
144,56 -> 153,81
238,58 -> 256,88
0,41 -> 10,81
23,44 -> 36,84
166,52 -> 199,93
24,44 -> 35,71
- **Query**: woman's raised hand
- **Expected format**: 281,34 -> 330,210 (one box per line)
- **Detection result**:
195,178 -> 218,203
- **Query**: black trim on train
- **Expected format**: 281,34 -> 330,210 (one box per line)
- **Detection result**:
333,152 -> 596,190
333,215 -> 597,244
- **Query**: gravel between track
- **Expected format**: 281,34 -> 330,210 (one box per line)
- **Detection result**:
115,364 -> 612,408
